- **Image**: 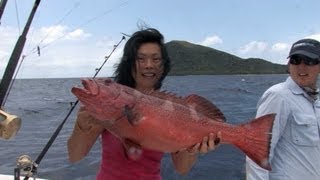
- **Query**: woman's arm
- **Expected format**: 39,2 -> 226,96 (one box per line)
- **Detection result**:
67,107 -> 104,163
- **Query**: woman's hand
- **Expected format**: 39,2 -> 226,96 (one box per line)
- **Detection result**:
186,131 -> 221,155
171,132 -> 222,175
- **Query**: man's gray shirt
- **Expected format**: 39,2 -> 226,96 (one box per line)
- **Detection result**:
246,76 -> 320,180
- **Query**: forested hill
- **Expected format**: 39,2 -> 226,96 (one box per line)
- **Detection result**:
165,40 -> 287,75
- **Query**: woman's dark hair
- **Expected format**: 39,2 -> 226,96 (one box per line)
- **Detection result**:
113,28 -> 171,90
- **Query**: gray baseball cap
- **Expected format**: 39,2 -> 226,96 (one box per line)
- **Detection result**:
288,38 -> 320,59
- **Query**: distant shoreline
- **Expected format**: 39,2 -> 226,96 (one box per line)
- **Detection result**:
6,73 -> 292,80
6,73 -> 288,81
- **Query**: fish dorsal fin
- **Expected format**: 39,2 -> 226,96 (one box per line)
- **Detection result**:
147,91 -> 226,122
185,94 -> 226,122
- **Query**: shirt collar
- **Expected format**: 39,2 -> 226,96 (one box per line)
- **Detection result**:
286,76 -> 319,101
286,76 -> 304,95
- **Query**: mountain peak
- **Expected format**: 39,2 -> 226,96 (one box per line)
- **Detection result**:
165,40 -> 286,75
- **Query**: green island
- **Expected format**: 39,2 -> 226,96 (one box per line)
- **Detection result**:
166,40 -> 287,75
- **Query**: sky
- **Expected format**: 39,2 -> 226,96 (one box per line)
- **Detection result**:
0,0 -> 320,79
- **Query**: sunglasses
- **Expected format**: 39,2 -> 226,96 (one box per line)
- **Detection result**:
289,55 -> 320,66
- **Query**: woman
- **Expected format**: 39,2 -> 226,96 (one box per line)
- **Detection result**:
68,28 -> 220,179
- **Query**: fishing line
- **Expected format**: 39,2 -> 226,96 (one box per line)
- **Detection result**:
14,0 -> 21,34
14,0 -> 129,83
5,0 -> 129,100
21,35 -> 126,180
24,1 -> 41,57
4,1 -> 43,106
21,0 -> 82,57
25,0 -> 129,57
27,0 -> 83,54
1,55 -> 25,106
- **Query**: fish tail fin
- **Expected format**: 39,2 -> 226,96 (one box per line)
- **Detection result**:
235,113 -> 275,170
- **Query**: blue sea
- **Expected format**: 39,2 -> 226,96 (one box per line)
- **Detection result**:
0,74 -> 289,180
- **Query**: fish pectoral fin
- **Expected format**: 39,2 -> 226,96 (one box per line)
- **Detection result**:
122,138 -> 143,161
124,105 -> 139,126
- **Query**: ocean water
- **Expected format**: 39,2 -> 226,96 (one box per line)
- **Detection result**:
0,74 -> 289,180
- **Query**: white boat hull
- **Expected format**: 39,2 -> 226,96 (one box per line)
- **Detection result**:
0,174 -> 48,180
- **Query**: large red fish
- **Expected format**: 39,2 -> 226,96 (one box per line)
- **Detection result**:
71,78 -> 274,170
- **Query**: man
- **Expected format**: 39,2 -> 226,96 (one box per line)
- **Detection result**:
246,38 -> 320,180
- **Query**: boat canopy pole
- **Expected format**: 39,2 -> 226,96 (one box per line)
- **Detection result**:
0,0 -> 8,25
0,0 -> 41,107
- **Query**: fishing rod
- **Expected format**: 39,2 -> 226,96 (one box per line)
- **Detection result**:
0,0 -> 41,141
17,35 -> 126,180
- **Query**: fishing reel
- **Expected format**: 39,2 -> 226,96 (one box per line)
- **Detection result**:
0,109 -> 21,140
14,155 -> 38,180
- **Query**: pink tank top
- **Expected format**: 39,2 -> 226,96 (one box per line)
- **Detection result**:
96,130 -> 164,180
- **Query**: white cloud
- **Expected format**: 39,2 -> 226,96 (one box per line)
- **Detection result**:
267,42 -> 291,64
0,26 -> 18,72
67,29 -> 91,40
0,26 -> 19,61
198,35 -> 223,47
238,41 -> 268,55
0,26 -> 18,45
305,33 -> 320,41
271,43 -> 290,52
235,41 -> 289,64
35,25 -> 91,44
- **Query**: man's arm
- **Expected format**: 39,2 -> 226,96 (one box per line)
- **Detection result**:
246,90 -> 290,180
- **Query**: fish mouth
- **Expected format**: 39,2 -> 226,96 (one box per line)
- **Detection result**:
71,79 -> 99,98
